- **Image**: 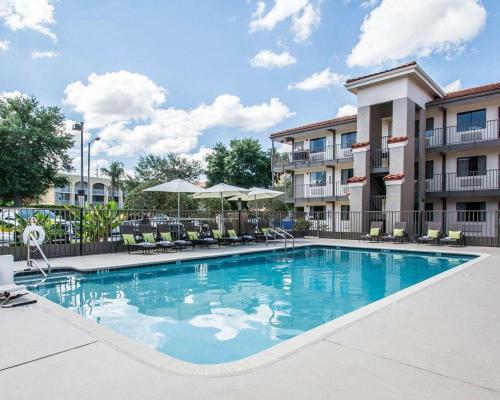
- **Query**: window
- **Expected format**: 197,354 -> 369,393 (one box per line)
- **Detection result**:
293,141 -> 304,151
425,161 -> 434,179
457,202 -> 486,222
340,205 -> 350,221
310,171 -> 326,186
457,109 -> 486,132
310,137 -> 326,153
310,205 -> 325,220
425,202 -> 434,221
341,132 -> 357,149
340,168 -> 353,184
457,156 -> 486,177
425,118 -> 435,138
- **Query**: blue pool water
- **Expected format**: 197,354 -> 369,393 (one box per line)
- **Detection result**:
24,246 -> 473,364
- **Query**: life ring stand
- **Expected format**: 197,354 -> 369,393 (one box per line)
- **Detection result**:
22,225 -> 46,246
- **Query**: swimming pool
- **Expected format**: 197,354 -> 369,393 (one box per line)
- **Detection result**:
23,246 -> 474,364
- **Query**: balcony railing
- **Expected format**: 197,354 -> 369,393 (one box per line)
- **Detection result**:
371,148 -> 390,169
272,144 -> 353,169
426,169 -> 500,192
426,119 -> 500,147
92,189 -> 106,195
273,182 -> 350,201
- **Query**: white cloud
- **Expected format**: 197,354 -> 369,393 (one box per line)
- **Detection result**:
250,49 -> 297,69
31,49 -> 60,59
336,104 -> 357,117
0,90 -> 25,99
63,71 -> 168,129
63,71 -> 294,158
442,79 -> 462,93
288,68 -> 348,90
347,0 -> 487,67
291,3 -> 320,42
360,0 -> 379,8
0,0 -> 57,41
249,0 -> 320,42
182,146 -> 214,169
0,39 -> 9,50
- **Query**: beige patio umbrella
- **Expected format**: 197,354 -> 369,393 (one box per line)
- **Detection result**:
193,183 -> 249,233
143,179 -> 204,238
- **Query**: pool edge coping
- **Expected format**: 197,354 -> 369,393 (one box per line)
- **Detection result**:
24,242 -> 490,377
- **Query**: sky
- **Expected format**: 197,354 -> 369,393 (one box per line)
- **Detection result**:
0,0 -> 499,176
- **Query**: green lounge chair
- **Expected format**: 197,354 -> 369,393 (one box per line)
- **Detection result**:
120,224 -> 157,254
439,223 -> 465,246
418,222 -> 442,245
382,222 -> 408,243
139,224 -> 174,252
157,224 -> 191,250
359,221 -> 384,242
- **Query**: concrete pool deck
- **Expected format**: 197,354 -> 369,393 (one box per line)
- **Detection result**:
2,239 -> 500,399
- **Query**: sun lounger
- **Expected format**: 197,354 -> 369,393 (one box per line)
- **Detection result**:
418,222 -> 442,245
382,222 -> 408,243
157,224 -> 191,250
359,221 -> 383,242
120,224 -> 157,254
439,223 -> 465,246
139,224 -> 175,252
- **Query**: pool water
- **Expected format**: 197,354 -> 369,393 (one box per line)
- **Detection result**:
23,246 -> 473,364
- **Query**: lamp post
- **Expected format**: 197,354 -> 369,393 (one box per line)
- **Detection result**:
87,137 -> 101,204
72,122 -> 85,257
72,122 -> 85,206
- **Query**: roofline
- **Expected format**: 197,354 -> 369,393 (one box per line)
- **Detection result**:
270,115 -> 357,140
426,88 -> 500,107
345,63 -> 445,98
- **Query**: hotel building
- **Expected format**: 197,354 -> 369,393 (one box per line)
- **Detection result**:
271,62 -> 499,239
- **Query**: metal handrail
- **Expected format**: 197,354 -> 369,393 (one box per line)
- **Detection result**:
27,233 -> 51,276
267,227 -> 294,250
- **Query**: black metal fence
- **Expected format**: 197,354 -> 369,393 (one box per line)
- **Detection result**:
1,207 -> 499,261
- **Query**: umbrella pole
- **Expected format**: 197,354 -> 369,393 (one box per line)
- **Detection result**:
177,191 -> 181,240
221,192 -> 224,234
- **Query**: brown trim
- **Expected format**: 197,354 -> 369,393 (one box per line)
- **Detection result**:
387,136 -> 408,144
270,115 -> 357,139
346,61 -> 417,84
383,173 -> 405,181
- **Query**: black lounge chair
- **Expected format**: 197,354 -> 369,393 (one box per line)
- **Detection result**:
120,224 -> 157,254
382,222 -> 408,243
242,221 -> 257,243
157,223 -> 191,250
359,221 -> 384,242
139,224 -> 175,252
222,221 -> 244,245
255,220 -> 275,242
439,223 -> 465,246
418,222 -> 442,245
184,222 -> 219,248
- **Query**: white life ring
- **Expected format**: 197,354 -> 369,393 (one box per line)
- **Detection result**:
22,225 -> 46,246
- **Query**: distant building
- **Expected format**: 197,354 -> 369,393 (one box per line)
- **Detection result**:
40,174 -> 125,207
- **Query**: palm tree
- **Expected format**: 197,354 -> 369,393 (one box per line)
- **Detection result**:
101,161 -> 124,196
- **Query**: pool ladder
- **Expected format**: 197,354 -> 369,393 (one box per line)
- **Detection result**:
267,227 -> 295,251
26,233 -> 52,277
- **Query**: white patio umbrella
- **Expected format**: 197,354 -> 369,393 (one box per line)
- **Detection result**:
193,183 -> 249,232
143,179 -> 204,238
228,187 -> 283,228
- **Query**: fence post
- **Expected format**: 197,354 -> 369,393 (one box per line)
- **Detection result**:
79,207 -> 84,256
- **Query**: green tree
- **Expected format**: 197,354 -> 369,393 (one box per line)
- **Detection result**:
206,138 -> 271,188
100,161 -> 124,192
125,153 -> 202,209
0,95 -> 74,206
205,142 -> 229,186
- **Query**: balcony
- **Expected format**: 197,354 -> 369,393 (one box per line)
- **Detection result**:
272,144 -> 353,171
425,119 -> 500,149
426,169 -> 500,196
371,148 -> 390,171
273,182 -> 350,202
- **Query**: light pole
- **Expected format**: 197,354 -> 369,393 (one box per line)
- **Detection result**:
72,122 -> 85,206
87,137 -> 101,204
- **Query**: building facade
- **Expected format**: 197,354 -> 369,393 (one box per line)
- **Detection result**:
40,174 -> 125,207
271,62 -> 499,239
